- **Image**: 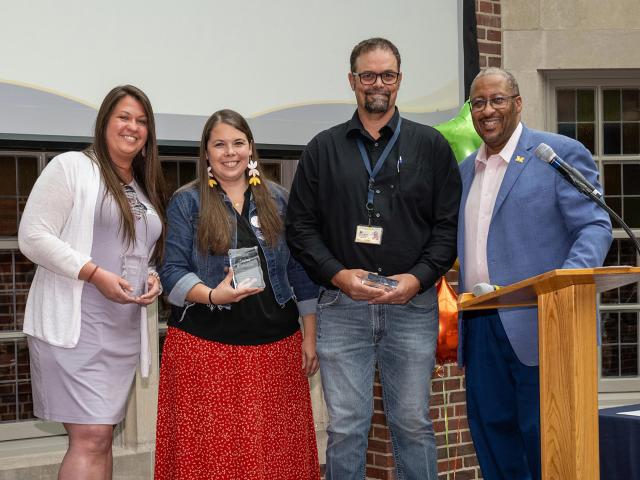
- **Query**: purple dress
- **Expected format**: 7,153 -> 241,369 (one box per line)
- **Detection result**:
28,180 -> 161,424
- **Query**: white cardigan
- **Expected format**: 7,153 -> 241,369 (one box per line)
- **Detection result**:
19,151 -> 153,375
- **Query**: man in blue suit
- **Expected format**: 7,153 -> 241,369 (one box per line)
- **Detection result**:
457,68 -> 612,480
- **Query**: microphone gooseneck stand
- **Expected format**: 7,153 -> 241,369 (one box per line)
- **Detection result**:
581,187 -> 640,257
534,142 -> 640,257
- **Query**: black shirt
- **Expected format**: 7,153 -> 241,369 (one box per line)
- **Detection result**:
285,108 -> 462,290
169,189 -> 300,345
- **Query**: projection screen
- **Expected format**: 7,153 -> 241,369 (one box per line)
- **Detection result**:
0,0 -> 464,146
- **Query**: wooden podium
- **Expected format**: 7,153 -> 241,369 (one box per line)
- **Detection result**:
458,267 -> 640,480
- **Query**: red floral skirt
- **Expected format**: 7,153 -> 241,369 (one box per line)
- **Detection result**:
154,327 -> 320,480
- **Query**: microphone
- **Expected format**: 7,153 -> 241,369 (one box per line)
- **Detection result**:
534,143 -> 602,198
472,283 -> 501,296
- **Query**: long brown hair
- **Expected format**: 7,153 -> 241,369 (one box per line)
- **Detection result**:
196,109 -> 282,254
84,85 -> 167,263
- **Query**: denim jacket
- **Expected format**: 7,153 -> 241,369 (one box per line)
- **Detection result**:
159,181 -> 318,316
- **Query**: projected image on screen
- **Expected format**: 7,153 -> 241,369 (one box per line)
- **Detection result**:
0,0 -> 463,145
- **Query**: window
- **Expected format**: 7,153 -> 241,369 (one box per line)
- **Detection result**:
603,89 -> 640,156
0,151 -> 297,442
601,239 -> 639,380
0,154 -> 38,237
161,158 -> 197,194
0,249 -> 36,424
549,71 -> 640,397
556,89 -> 595,153
603,163 -> 640,229
0,152 -> 66,441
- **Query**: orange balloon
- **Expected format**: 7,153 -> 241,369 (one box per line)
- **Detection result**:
436,276 -> 458,365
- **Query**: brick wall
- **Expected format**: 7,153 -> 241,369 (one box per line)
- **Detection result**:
361,2 -> 503,479
432,364 -> 482,480
363,361 -> 483,480
476,0 -> 502,69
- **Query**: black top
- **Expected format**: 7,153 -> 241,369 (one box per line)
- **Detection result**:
286,108 -> 462,290
169,189 -> 300,345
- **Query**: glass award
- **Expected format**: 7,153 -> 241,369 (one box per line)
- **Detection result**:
121,254 -> 148,297
228,246 -> 265,289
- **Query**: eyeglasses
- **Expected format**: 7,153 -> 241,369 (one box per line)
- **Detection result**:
352,71 -> 400,85
469,95 -> 519,112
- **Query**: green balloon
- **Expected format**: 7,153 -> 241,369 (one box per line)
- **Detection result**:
435,102 -> 482,163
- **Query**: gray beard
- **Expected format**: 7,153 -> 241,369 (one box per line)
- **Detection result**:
364,92 -> 390,113
365,97 -> 389,113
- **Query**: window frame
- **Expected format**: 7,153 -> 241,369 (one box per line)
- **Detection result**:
545,70 -> 640,399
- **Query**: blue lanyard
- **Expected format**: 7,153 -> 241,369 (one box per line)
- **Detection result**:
356,116 -> 402,214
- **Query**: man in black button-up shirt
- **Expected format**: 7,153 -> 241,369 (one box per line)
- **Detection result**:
286,38 -> 461,480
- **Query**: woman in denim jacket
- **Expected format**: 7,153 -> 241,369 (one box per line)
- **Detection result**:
155,109 -> 320,480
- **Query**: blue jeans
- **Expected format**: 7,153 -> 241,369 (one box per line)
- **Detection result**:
316,287 -> 439,480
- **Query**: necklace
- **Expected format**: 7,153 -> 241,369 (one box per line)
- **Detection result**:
231,195 -> 244,209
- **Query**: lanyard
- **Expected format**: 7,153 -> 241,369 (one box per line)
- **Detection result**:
356,116 -> 402,216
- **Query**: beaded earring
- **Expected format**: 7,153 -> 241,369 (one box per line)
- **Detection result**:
248,158 -> 261,186
207,166 -> 218,187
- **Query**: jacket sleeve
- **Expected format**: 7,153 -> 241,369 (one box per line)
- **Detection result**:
286,250 -> 318,316
408,133 -> 462,289
159,192 -> 203,306
556,140 -> 613,268
285,138 -> 345,286
18,156 -> 91,279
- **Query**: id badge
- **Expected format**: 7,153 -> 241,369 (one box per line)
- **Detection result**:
355,225 -> 383,245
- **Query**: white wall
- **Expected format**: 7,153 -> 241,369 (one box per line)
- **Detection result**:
502,0 -> 640,129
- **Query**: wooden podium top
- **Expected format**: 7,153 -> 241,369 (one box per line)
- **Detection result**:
458,266 -> 640,311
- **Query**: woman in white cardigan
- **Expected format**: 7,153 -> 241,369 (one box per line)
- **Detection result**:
18,85 -> 166,480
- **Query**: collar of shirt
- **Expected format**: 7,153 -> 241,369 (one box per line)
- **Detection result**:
346,107 -> 400,141
475,121 -> 524,169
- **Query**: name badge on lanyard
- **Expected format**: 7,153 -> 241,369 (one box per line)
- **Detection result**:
353,116 -> 402,246
355,225 -> 383,245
